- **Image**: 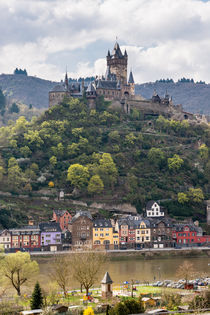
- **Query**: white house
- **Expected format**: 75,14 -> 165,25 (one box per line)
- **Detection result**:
0,230 -> 11,250
146,201 -> 164,218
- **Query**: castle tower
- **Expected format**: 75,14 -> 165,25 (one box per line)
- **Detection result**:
101,272 -> 113,298
128,70 -> 135,95
106,42 -> 128,85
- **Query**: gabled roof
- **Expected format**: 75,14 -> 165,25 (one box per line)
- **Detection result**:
71,210 -> 92,223
146,200 -> 157,210
53,210 -> 70,217
101,271 -> 113,284
96,79 -> 120,90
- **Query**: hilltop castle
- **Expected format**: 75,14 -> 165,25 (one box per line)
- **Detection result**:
48,42 -> 208,124
49,42 -> 135,108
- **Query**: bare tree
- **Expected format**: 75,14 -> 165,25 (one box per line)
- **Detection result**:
50,255 -> 71,297
176,260 -> 196,285
70,251 -> 106,296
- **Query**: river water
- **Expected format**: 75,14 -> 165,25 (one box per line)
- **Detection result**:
35,255 -> 210,290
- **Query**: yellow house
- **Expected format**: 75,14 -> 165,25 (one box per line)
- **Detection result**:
135,220 -> 151,248
93,219 -> 119,250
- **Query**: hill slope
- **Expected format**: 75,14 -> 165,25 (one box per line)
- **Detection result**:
0,97 -> 209,228
0,74 -> 56,108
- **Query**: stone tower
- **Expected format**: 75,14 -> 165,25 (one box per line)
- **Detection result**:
101,271 -> 113,298
106,42 -> 128,85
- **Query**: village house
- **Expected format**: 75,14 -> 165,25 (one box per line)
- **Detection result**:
150,219 -> 174,248
10,226 -> 41,251
135,220 -> 151,249
93,219 -> 118,250
69,210 -> 93,249
145,201 -> 165,218
172,223 -> 210,246
0,229 -> 11,251
39,222 -> 62,252
52,210 -> 72,230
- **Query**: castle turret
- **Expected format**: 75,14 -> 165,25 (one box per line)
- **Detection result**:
128,70 -> 135,95
106,41 -> 128,85
64,70 -> 68,90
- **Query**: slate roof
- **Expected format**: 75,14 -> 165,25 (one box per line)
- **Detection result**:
71,210 -> 92,223
50,84 -> 67,92
150,218 -> 172,228
10,225 -> 40,231
93,219 -> 112,228
54,210 -> 69,217
39,222 -> 62,232
174,224 -> 203,233
146,200 -> 157,210
96,79 -> 121,90
111,42 -> 123,58
101,271 -> 113,284
128,71 -> 134,84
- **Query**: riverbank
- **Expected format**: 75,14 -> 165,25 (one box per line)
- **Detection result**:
30,247 -> 210,260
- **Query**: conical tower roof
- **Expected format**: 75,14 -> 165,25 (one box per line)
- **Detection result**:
128,70 -> 134,84
101,272 -> 113,284
112,42 -> 123,58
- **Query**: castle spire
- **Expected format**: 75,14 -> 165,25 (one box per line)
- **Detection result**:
128,70 -> 134,84
65,68 -> 68,89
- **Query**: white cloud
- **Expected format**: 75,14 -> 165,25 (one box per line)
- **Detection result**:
1,0 -> 210,82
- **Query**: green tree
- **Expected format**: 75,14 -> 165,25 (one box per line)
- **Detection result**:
67,164 -> 89,189
125,133 -> 136,146
98,153 -> 118,188
188,188 -> 204,203
168,154 -> 184,171
199,144 -> 209,161
20,146 -> 32,157
109,131 -> 120,143
0,166 -> 4,181
148,148 -> 165,167
109,302 -> 129,315
30,282 -> 43,310
88,175 -> 104,194
0,252 -> 39,296
49,156 -> 57,167
178,192 -> 189,204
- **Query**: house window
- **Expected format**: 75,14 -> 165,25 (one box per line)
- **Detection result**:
95,234 -> 98,237
94,240 -> 100,245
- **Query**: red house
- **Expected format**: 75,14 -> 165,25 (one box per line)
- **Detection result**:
117,218 -> 136,249
52,210 -> 72,231
172,224 -> 210,246
10,226 -> 41,250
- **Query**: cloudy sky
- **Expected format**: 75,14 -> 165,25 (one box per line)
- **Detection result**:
1,0 -> 210,83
